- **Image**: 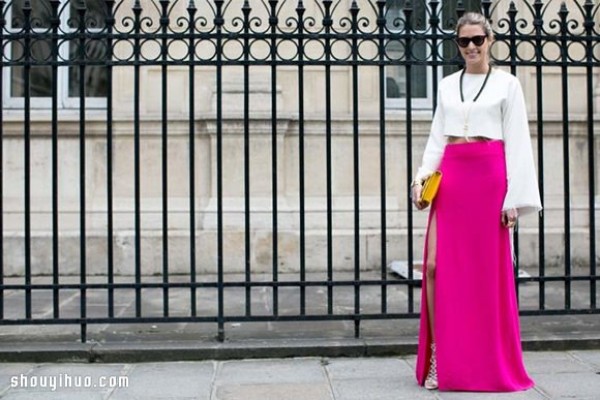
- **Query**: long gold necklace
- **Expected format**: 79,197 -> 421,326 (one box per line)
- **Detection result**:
460,66 -> 492,137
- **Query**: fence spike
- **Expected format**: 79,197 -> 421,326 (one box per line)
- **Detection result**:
533,0 -> 543,29
456,0 -> 465,19
482,0 -> 492,18
377,0 -> 387,27
0,0 -> 5,28
533,0 -> 543,8
242,0 -> 251,20
559,1 -> 568,16
49,0 -> 61,27
583,0 -> 594,31
429,0 -> 439,13
49,0 -> 60,19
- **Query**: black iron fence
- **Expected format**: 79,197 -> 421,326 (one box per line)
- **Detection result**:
0,0 -> 598,342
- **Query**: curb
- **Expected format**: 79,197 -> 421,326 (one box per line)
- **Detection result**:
0,337 -> 599,363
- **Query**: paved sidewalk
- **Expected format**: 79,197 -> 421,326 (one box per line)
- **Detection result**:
1,271 -> 599,398
0,351 -> 599,399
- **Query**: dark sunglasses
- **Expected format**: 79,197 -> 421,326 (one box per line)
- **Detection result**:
456,35 -> 487,48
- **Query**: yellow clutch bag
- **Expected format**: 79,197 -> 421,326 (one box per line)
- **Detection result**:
419,171 -> 442,205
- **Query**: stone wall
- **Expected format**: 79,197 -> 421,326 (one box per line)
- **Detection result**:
2,103 -> 598,275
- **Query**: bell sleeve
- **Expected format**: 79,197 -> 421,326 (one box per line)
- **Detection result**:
415,88 -> 446,182
501,76 -> 543,216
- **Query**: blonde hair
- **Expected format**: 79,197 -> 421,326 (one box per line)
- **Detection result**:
456,12 -> 494,40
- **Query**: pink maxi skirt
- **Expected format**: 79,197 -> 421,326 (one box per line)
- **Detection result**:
415,140 -> 534,392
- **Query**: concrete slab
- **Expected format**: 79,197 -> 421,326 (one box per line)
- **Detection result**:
329,377 -> 431,400
0,363 -> 126,399
1,391 -> 108,399
215,383 -> 332,400
570,350 -> 600,369
0,364 -> 35,395
533,371 -> 600,398
435,390 -> 545,400
524,351 -> 595,373
213,358 -> 333,400
109,362 -> 214,400
324,357 -> 413,379
215,358 -> 327,385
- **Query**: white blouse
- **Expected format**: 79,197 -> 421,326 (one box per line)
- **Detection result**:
415,68 -> 542,215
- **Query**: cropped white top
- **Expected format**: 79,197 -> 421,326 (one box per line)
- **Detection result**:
415,68 -> 542,215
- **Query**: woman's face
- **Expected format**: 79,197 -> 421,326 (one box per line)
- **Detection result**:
457,24 -> 491,71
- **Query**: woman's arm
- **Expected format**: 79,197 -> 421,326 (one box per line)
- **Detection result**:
413,88 -> 446,209
501,75 -> 542,216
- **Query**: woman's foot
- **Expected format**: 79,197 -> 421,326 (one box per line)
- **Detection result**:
424,343 -> 438,390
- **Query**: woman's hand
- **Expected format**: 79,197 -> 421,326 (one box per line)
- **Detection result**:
411,181 -> 428,210
501,208 -> 518,228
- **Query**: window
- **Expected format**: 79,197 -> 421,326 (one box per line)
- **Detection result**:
385,0 -> 428,108
385,0 -> 481,109
4,0 -> 108,109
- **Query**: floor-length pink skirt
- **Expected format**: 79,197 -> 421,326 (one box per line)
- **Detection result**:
415,140 -> 534,392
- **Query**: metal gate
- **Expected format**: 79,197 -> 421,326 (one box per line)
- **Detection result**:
0,0 -> 598,342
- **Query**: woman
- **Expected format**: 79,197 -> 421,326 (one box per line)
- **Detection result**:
411,12 -> 541,392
